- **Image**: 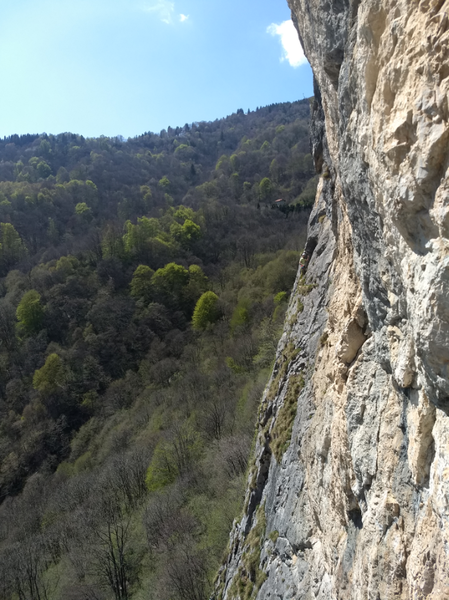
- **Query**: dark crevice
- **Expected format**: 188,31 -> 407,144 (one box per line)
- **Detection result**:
245,438 -> 271,535
348,508 -> 363,530
292,540 -> 313,553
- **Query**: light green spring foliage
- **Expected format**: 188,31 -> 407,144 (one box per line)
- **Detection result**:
145,442 -> 178,491
101,224 -> 125,259
171,205 -> 204,247
215,154 -> 230,172
247,251 -> 300,298
55,255 -> 80,280
230,153 -> 240,172
138,215 -> 160,238
64,179 -> 98,205
151,262 -> 189,296
0,222 -> 27,268
130,265 -> 155,300
140,185 -> 152,205
123,221 -> 140,255
192,291 -> 219,330
230,300 -> 251,333
16,289 -> 44,335
33,353 -> 65,395
274,291 -> 288,305
158,175 -> 170,189
29,157 -> 52,179
75,202 -> 91,215
123,215 -> 172,257
273,291 -> 289,321
36,161 -> 51,178
145,424 -> 203,491
173,206 -> 196,223
174,144 -> 195,160
170,218 -> 201,248
259,176 -> 273,201
0,193 -> 11,208
130,261 -> 208,309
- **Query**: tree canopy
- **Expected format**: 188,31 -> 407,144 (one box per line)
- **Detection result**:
16,289 -> 44,335
192,291 -> 220,330
0,99 -> 316,600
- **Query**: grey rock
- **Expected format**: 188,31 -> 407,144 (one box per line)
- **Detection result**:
213,1 -> 449,598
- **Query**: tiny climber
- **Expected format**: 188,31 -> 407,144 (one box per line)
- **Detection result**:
299,251 -> 310,276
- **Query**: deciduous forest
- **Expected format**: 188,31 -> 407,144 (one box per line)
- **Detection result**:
0,100 -> 315,600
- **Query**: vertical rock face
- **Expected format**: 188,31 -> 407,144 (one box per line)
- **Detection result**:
214,1 -> 449,599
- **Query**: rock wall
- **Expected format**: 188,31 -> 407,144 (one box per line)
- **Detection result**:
213,1 -> 449,599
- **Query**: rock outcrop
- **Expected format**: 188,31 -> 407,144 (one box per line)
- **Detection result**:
214,1 -> 449,599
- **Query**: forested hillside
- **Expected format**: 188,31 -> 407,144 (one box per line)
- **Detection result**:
0,100 -> 315,600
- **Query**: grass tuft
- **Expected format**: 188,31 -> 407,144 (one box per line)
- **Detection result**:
227,504 -> 267,600
270,373 -> 304,461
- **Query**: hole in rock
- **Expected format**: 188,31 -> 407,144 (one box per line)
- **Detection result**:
348,508 -> 363,530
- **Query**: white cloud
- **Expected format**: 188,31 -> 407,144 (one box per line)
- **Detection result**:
142,1 -> 175,24
267,20 -> 307,68
179,13 -> 189,22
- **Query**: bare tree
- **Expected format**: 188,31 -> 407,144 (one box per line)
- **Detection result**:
165,545 -> 210,600
106,446 -> 151,510
4,537 -> 55,600
202,398 -> 228,441
79,480 -> 137,600
219,434 -> 251,478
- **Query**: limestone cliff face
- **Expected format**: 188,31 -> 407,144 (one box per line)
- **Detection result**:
214,1 -> 449,599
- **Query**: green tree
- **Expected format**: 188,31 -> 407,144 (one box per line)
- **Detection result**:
230,300 -> 251,333
56,166 -> 70,183
33,353 -> 65,395
173,205 -> 197,224
16,290 -> 44,335
170,219 -> 201,249
230,172 -> 240,198
47,217 -> 59,244
36,161 -> 51,178
274,291 -> 288,304
0,223 -> 27,270
192,291 -> 220,330
130,265 -> 154,301
102,223 -> 125,259
259,177 -> 273,202
140,185 -> 153,208
174,144 -> 194,159
230,153 -> 240,172
270,158 -> 281,183
138,216 -> 159,238
151,262 -> 189,308
39,139 -> 52,159
158,176 -> 170,190
123,221 -> 143,256
152,262 -> 189,293
187,264 -> 208,291
55,255 -> 80,279
75,202 -> 91,216
145,442 -> 178,491
215,155 -> 230,174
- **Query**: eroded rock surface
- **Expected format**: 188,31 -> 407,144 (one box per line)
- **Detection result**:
214,1 -> 449,599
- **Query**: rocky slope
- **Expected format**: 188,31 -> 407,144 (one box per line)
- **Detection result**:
214,1 -> 449,598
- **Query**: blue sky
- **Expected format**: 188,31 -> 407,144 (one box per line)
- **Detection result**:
0,0 -> 313,138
